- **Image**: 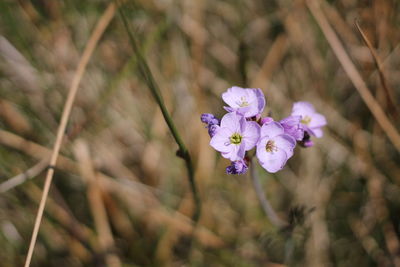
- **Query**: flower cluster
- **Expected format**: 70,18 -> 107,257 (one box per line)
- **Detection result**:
201,86 -> 326,174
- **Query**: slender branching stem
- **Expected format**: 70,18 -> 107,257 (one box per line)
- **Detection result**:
119,6 -> 201,222
250,157 -> 287,228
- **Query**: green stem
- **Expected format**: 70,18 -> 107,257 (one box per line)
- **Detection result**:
119,6 -> 201,223
250,157 -> 287,228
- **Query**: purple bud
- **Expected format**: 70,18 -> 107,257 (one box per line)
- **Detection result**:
280,116 -> 304,141
201,113 -> 219,126
208,124 -> 219,137
260,117 -> 274,125
226,160 -> 248,175
303,139 -> 314,147
299,132 -> 314,148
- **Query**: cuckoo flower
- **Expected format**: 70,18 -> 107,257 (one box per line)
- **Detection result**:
210,112 -> 260,161
222,86 -> 266,118
291,102 -> 326,138
280,116 -> 304,141
256,122 -> 296,173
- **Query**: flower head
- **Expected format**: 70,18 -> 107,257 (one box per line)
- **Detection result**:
280,115 -> 304,141
291,102 -> 326,138
226,159 -> 248,175
210,112 -> 260,161
256,122 -> 296,173
222,86 -> 266,118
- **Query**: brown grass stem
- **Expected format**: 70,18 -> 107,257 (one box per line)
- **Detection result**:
354,20 -> 398,118
74,140 -> 121,267
0,128 -> 223,247
0,158 -> 48,193
307,0 -> 400,153
23,3 -> 118,266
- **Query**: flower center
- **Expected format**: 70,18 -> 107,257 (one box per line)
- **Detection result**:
238,96 -> 249,107
265,140 -> 277,152
230,133 -> 242,145
301,115 -> 312,125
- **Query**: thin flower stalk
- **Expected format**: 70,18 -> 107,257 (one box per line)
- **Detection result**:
119,7 -> 201,222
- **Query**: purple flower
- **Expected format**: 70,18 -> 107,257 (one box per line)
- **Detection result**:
280,116 -> 304,141
222,86 -> 266,118
210,112 -> 260,161
226,159 -> 248,175
256,122 -> 296,173
291,102 -> 326,138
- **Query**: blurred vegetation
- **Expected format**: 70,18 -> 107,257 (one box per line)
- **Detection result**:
0,0 -> 400,266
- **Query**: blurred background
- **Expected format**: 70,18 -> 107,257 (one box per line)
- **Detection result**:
0,0 -> 400,266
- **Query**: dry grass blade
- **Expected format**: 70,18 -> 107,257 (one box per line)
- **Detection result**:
251,34 -> 288,89
23,3 -> 118,266
306,0 -> 400,153
74,140 -> 121,267
0,128 -> 224,248
354,20 -> 398,118
0,158 -> 48,193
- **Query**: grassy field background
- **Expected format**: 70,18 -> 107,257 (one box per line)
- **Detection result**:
0,0 -> 400,266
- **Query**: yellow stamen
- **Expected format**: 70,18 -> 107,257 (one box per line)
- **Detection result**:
230,133 -> 242,144
265,140 -> 277,152
301,115 -> 312,125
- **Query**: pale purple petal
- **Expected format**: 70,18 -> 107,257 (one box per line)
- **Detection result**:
309,113 -> 327,128
260,122 -> 284,139
257,146 -> 288,173
241,104 -> 259,118
310,128 -> 323,138
224,106 -> 235,113
221,142 -> 246,161
242,121 -> 260,150
222,86 -> 266,118
210,127 -> 232,153
273,134 -> 296,159
280,116 -> 304,141
220,112 -> 242,132
292,101 -> 315,117
222,86 -> 247,108
255,88 -> 266,114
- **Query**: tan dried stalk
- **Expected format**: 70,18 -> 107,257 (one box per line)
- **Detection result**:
24,3 -> 118,266
74,140 -> 121,267
306,0 -> 400,153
